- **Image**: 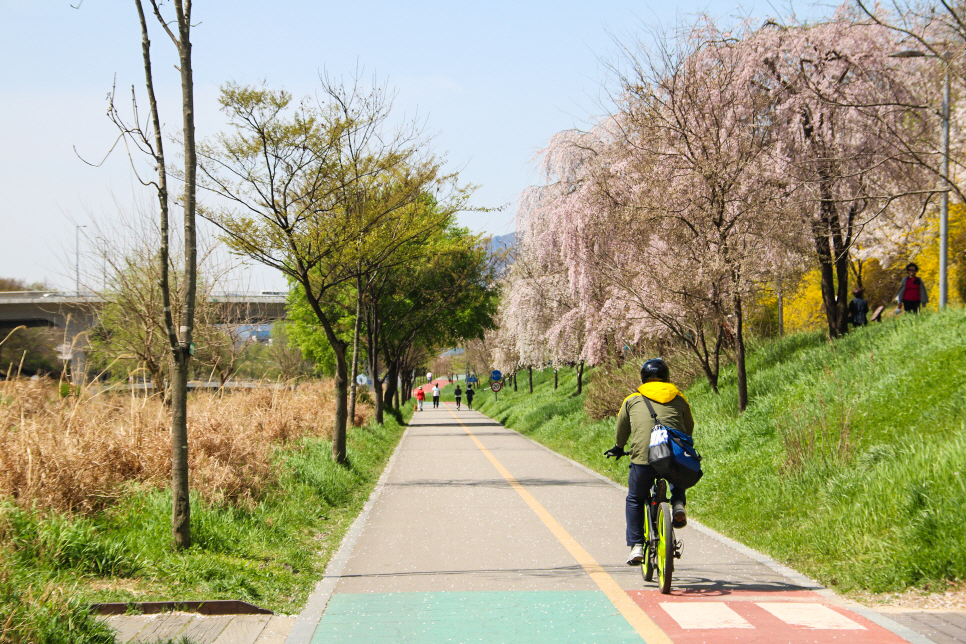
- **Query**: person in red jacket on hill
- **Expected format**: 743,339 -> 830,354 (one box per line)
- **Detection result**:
895,262 -> 929,313
415,386 -> 426,411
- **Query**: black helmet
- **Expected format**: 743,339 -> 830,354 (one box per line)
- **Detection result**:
641,358 -> 669,383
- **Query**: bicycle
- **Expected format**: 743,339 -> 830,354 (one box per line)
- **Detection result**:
606,447 -> 683,594
641,478 -> 682,594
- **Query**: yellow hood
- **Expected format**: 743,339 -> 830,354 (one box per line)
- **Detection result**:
637,382 -> 686,404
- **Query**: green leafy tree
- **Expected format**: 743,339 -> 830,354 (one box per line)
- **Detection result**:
198,81 -> 470,462
364,225 -> 500,420
286,282 -> 351,378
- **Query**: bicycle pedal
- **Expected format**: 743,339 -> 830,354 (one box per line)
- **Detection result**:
674,540 -> 683,559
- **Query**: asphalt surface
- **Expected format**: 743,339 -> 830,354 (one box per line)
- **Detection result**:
285,403 -> 938,644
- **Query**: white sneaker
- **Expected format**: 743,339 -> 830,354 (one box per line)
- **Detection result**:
627,544 -> 644,565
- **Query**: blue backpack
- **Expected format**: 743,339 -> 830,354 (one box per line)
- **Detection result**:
642,398 -> 703,489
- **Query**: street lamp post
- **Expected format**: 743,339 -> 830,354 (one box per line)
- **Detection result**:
890,49 -> 950,310
941,61 -> 950,310
75,224 -> 87,296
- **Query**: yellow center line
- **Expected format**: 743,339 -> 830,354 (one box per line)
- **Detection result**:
447,408 -> 672,644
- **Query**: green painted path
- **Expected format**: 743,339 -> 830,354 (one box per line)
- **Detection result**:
312,591 -> 638,643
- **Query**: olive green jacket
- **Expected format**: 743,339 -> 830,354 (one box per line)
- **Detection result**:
615,382 -> 695,465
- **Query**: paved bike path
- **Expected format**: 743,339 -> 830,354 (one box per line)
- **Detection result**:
288,405 -> 933,644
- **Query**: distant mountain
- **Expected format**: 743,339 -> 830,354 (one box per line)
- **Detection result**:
488,232 -> 516,257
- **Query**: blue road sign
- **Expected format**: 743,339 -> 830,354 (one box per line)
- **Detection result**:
491,370 -> 502,381
466,375 -> 478,383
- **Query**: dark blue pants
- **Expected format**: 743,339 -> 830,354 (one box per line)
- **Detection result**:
626,462 -> 686,546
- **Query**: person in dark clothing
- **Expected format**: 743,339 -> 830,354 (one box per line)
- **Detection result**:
454,385 -> 463,410
895,263 -> 928,313
465,386 -> 475,409
605,358 -> 695,566
848,288 -> 869,327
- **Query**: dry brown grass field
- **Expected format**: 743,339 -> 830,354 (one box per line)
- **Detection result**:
0,378 -> 371,514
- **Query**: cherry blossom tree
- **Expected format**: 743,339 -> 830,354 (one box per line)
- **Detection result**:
519,21 -> 797,408
502,9 -> 933,409
746,12 -> 931,336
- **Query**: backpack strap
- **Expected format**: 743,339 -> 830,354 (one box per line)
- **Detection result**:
641,396 -> 660,425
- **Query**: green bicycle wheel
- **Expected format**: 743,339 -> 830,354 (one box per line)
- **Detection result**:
657,502 -> 674,594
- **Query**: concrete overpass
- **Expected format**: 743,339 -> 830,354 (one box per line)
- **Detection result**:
0,292 -> 287,382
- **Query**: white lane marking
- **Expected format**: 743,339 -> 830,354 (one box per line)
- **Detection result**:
659,602 -> 754,629
756,603 -> 866,629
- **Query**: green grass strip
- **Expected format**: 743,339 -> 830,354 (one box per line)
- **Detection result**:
466,309 -> 966,595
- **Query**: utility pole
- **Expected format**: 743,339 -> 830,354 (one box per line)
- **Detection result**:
75,224 -> 87,295
889,48 -> 951,309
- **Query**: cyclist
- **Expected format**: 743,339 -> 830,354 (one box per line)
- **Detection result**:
605,358 -> 695,565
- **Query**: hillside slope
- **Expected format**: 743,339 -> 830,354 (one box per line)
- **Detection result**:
470,309 -> 966,595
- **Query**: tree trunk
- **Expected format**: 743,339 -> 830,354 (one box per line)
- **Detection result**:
683,325 -> 721,394
133,0 -> 197,550
814,175 -> 851,339
818,255 -> 838,337
368,325 -> 384,425
733,290 -> 748,412
174,0 -> 198,550
828,200 -> 854,337
513,371 -> 518,392
299,276 -> 350,463
554,368 -> 558,390
348,276 -> 362,426
400,368 -> 411,405
384,359 -> 399,413
332,343 -> 349,462
169,350 -> 191,548
372,372 -> 384,425
576,361 -> 584,395
834,242 -> 850,337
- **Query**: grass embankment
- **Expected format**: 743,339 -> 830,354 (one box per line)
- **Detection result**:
468,309 -> 966,596
0,381 -> 409,643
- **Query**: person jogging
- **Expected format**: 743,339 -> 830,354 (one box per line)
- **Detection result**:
465,386 -> 475,409
415,386 -> 426,411
432,383 -> 441,409
604,358 -> 695,566
454,385 -> 463,410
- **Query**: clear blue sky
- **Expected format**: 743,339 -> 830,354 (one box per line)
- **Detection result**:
1,1 -> 832,291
